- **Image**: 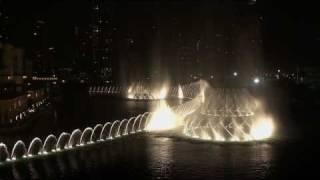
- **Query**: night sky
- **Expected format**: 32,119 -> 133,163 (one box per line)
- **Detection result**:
2,0 -> 320,69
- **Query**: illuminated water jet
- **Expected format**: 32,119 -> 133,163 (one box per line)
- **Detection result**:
250,116 -> 274,140
158,87 -> 168,99
0,112 -> 150,164
126,83 -> 168,100
178,85 -> 184,99
183,86 -> 275,142
145,101 -> 179,131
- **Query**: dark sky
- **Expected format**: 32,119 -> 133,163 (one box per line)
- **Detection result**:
2,0 -> 91,63
258,1 -> 320,68
2,0 -> 320,69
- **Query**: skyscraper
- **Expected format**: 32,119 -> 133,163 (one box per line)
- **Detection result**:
90,0 -> 112,82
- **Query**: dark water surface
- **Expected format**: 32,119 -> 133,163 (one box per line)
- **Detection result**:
0,135 -> 318,180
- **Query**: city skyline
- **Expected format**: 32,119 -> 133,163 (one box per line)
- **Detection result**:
1,0 -> 319,76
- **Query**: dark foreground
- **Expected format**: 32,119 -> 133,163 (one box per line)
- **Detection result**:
0,134 -> 318,180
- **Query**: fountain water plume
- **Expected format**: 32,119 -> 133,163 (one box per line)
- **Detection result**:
100,122 -> 112,140
250,116 -> 274,140
127,82 -> 169,100
90,124 -> 103,142
43,134 -> 57,154
68,129 -> 82,148
109,120 -> 121,139
139,112 -> 151,132
126,117 -> 137,135
178,85 -> 184,99
132,116 -> 142,133
11,140 -> 27,160
27,138 -> 43,156
89,85 -> 121,95
0,143 -> 10,161
117,119 -> 128,137
145,101 -> 180,131
80,127 -> 93,145
56,132 -> 70,151
182,82 -> 275,142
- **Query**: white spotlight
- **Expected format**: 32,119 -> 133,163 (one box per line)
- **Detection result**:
233,72 -> 238,77
253,77 -> 260,84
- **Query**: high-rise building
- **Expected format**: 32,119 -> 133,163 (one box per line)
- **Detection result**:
91,0 -> 112,81
29,19 -> 55,76
74,0 -> 113,82
0,2 -> 9,46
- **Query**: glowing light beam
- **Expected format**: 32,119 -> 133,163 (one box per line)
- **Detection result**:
145,101 -> 179,131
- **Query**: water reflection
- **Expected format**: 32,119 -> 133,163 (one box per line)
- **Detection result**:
0,135 -> 277,180
147,136 -> 174,179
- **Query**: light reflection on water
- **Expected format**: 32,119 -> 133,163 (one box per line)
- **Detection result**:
0,135 -> 278,180
149,135 -> 275,179
147,137 -> 174,179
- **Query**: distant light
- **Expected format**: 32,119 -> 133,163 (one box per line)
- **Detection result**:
48,47 -> 55,51
7,76 -> 12,80
233,72 -> 238,77
61,80 -> 66,83
52,81 -> 57,85
253,77 -> 260,84
27,94 -> 31,98
33,32 -> 38,36
277,69 -> 281,73
22,75 -> 28,79
210,75 -> 214,79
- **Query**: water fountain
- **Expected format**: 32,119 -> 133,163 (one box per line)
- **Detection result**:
89,86 -> 122,95
141,80 -> 274,142
0,80 -> 275,165
0,112 -> 153,164
126,82 -> 169,100
182,86 -> 274,142
88,80 -> 203,101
